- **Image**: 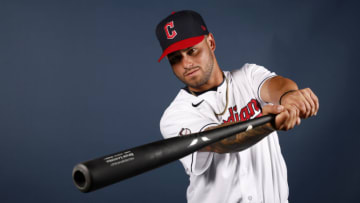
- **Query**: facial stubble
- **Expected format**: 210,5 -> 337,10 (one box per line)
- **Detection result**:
180,49 -> 214,90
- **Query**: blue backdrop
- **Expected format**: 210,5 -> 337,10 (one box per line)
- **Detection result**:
1,0 -> 359,202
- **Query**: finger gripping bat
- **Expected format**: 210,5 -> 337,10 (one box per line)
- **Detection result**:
72,114 -> 275,193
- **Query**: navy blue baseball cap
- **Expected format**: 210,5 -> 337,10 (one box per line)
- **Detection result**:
156,10 -> 209,62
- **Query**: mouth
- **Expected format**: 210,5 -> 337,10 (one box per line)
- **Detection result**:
185,67 -> 200,77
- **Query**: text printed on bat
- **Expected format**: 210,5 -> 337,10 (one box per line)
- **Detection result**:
104,151 -> 135,167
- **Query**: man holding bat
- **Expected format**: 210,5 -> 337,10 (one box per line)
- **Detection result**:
156,10 -> 319,203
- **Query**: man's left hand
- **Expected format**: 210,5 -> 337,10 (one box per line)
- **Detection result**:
280,88 -> 319,119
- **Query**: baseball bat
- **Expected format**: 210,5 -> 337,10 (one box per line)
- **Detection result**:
72,114 -> 275,193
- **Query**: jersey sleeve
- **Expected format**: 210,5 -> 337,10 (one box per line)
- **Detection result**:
160,104 -> 216,176
241,63 -> 277,105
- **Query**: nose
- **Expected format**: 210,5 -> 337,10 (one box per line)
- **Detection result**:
181,54 -> 194,69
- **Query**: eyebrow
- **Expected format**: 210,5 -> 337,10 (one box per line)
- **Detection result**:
182,47 -> 194,52
168,46 -> 194,57
177,46 -> 195,54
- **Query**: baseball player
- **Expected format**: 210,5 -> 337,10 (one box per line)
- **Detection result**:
156,10 -> 319,203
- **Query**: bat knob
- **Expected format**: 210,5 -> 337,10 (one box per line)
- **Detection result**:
72,163 -> 92,192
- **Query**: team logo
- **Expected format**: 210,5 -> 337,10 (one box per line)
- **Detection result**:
179,128 -> 191,136
164,21 -> 177,39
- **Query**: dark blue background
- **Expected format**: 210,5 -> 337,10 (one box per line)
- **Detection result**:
1,0 -> 359,202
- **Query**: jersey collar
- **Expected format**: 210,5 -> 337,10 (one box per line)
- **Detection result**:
183,72 -> 226,96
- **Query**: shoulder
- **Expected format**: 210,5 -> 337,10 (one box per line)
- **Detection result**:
225,63 -> 260,85
230,63 -> 267,77
163,89 -> 193,113
229,63 -> 275,84
160,89 -> 196,124
159,89 -> 214,139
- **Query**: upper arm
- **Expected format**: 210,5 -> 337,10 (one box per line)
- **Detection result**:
260,76 -> 283,104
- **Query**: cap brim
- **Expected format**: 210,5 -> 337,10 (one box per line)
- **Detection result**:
158,35 -> 205,62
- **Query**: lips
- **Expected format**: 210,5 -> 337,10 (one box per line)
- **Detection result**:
185,67 -> 199,77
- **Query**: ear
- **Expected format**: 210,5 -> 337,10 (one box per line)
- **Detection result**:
206,33 -> 216,51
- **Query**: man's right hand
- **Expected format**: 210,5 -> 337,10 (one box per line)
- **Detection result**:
262,104 -> 300,131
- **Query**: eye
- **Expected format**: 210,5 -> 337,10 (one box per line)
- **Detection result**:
168,54 -> 182,65
187,48 -> 196,55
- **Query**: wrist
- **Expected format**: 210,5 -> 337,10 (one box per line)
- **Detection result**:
279,90 -> 297,105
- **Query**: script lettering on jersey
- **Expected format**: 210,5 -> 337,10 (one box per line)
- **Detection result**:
222,99 -> 262,123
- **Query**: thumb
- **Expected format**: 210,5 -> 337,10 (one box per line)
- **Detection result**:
262,104 -> 284,115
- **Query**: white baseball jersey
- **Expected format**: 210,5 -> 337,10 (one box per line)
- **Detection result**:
160,64 -> 288,203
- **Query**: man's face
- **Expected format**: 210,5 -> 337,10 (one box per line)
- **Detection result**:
168,36 -> 214,91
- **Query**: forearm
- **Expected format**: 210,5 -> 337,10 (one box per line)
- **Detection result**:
261,76 -> 299,104
200,122 -> 274,153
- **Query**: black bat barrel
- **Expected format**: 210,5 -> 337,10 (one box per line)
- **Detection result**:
72,114 -> 275,193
